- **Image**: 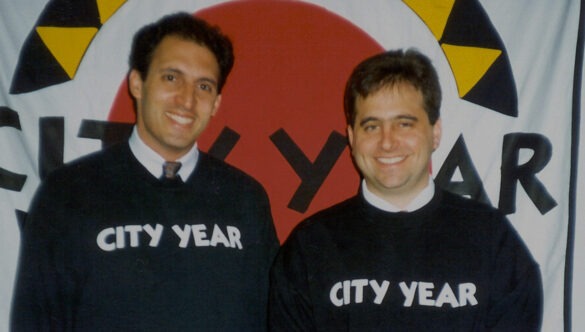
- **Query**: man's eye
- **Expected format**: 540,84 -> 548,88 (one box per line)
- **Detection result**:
364,124 -> 378,132
199,83 -> 215,93
163,74 -> 176,82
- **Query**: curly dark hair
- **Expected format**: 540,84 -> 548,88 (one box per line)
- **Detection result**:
344,49 -> 441,127
129,12 -> 234,93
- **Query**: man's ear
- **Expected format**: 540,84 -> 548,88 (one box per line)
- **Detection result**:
347,125 -> 355,149
211,94 -> 222,117
128,70 -> 143,99
432,118 -> 442,151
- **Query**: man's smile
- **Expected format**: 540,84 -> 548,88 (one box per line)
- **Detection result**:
376,156 -> 406,165
166,111 -> 194,125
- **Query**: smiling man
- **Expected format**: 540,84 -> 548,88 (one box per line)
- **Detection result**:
269,49 -> 543,331
129,34 -> 222,162
11,13 -> 279,331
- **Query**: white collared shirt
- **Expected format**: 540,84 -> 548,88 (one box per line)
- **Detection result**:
128,127 -> 198,181
361,179 -> 435,212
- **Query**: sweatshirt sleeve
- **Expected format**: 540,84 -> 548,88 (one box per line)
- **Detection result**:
269,228 -> 318,332
482,215 -> 543,331
10,175 -> 79,331
247,184 -> 281,332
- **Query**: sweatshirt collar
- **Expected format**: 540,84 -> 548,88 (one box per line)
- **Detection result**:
128,127 -> 198,181
361,179 -> 435,212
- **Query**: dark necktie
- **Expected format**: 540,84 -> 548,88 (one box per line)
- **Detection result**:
161,161 -> 182,184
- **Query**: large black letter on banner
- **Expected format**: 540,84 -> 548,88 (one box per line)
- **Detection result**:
39,117 -> 65,179
499,133 -> 557,215
270,129 -> 347,213
0,107 -> 27,191
435,135 -> 491,206
78,120 -> 133,148
207,127 -> 240,161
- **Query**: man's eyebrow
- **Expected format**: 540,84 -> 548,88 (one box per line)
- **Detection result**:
161,67 -> 182,74
395,115 -> 418,122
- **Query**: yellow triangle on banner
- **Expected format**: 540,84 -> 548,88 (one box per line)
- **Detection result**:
36,26 -> 98,79
441,44 -> 501,97
96,0 -> 126,24
403,0 -> 455,40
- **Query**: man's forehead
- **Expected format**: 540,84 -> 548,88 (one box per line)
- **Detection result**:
151,37 -> 219,76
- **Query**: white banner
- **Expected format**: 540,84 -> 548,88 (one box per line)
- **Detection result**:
0,1 -> 581,331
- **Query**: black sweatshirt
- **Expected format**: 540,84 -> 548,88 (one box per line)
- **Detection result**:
11,143 -> 279,331
269,189 -> 542,331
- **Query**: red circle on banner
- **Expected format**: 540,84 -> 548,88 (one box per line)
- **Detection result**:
108,0 -> 384,241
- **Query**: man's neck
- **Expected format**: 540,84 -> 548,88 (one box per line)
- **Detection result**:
128,127 -> 199,180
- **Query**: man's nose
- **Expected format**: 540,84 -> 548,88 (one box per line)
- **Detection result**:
176,84 -> 195,109
380,126 -> 396,150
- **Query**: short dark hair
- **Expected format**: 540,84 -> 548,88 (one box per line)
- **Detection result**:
129,12 -> 234,93
343,49 -> 441,126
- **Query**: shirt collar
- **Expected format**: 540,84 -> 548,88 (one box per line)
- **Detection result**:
361,178 -> 435,212
128,127 -> 198,180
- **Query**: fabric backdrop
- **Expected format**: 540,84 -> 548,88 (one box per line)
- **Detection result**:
0,1 -> 582,331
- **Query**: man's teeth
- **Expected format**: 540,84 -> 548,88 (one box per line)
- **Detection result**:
167,113 -> 193,125
377,156 -> 405,164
